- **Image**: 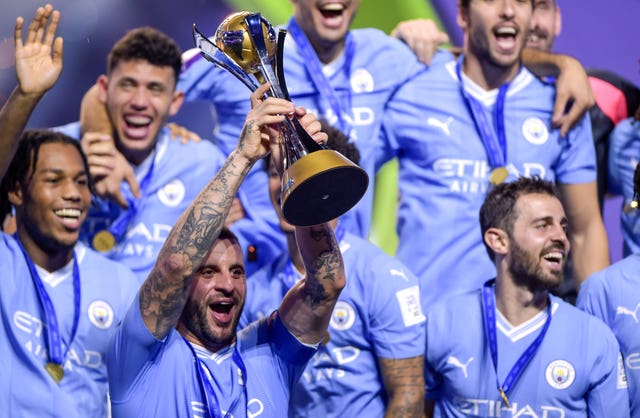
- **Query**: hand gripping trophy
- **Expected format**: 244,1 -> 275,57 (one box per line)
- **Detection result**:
192,12 -> 368,226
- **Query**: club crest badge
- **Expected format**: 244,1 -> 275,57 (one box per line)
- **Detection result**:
88,300 -> 115,330
522,117 -> 549,145
158,179 -> 186,208
545,359 -> 575,389
350,68 -> 374,93
330,301 -> 356,331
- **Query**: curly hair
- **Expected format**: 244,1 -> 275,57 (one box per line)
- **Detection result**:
0,130 -> 92,225
107,27 -> 182,84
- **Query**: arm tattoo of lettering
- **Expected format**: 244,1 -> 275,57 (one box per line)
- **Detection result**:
380,356 -> 425,418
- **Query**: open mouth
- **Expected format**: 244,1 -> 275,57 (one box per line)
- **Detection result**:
494,26 -> 518,51
319,2 -> 346,18
123,115 -> 152,139
54,208 -> 82,228
209,300 -> 234,324
541,250 -> 564,268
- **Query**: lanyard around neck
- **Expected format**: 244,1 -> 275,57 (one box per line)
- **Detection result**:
481,279 -> 552,407
15,236 -> 81,368
455,57 -> 511,183
287,17 -> 354,135
185,338 -> 248,418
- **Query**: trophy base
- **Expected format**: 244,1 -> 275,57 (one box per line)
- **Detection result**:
281,149 -> 369,226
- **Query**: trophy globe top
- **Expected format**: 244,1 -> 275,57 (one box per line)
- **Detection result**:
214,11 -> 277,74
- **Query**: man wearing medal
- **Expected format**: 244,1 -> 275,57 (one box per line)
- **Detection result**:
383,0 -> 608,311
106,84 -> 346,418
423,177 -> 628,417
0,5 -> 139,417
239,123 -> 426,417
56,27 -> 283,281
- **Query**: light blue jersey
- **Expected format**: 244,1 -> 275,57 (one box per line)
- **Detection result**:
179,27 -> 427,238
577,254 -> 640,417
107,296 -> 316,418
240,229 -> 426,417
425,288 -> 629,417
54,123 -> 283,279
0,234 -> 139,418
383,58 -> 596,310
608,117 -> 640,256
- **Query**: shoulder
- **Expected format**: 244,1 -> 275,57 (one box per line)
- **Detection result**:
50,121 -> 81,139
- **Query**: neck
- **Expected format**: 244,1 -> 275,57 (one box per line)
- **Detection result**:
116,140 -> 155,167
314,39 -> 345,65
461,50 -> 521,91
16,226 -> 74,272
286,231 -> 305,274
177,324 -> 234,354
494,271 -> 548,326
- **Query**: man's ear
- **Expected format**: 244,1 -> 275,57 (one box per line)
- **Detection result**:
554,5 -> 562,38
8,182 -> 24,207
96,75 -> 109,104
457,3 -> 469,31
167,90 -> 185,117
484,227 -> 509,256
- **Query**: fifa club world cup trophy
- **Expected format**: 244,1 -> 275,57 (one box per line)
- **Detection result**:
192,12 -> 368,226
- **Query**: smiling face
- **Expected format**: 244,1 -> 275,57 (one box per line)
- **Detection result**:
458,0 -> 533,84
526,0 -> 561,52
506,193 -> 570,291
9,142 -> 91,255
178,237 -> 246,352
291,0 -> 360,63
98,59 -> 184,165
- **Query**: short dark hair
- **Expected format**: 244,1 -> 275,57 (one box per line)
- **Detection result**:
0,130 -> 92,223
107,27 -> 182,84
479,176 -> 559,260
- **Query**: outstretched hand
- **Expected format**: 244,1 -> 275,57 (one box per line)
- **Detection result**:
391,18 -> 449,66
14,4 -> 63,96
552,56 -> 595,137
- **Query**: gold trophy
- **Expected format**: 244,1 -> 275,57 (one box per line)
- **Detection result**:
192,12 -> 368,226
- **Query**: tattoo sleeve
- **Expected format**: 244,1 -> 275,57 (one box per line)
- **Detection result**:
379,356 -> 425,418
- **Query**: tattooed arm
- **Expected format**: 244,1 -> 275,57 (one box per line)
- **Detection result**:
278,223 -> 346,345
139,84 -> 296,339
380,356 -> 425,418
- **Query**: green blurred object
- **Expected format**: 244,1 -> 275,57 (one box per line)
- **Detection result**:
220,0 -> 442,255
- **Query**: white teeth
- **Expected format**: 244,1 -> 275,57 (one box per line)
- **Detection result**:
496,27 -> 517,36
320,3 -> 345,12
543,252 -> 563,262
124,116 -> 151,126
55,208 -> 81,218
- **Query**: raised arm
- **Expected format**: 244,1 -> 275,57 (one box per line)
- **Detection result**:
0,4 -> 62,180
522,48 -> 595,137
139,84 -> 296,339
558,181 -> 609,288
277,223 -> 346,345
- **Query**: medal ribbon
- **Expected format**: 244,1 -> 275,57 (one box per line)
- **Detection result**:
455,57 -> 509,171
15,236 -> 81,368
185,338 -> 248,418
287,18 -> 354,134
107,152 -> 157,239
481,279 -> 552,406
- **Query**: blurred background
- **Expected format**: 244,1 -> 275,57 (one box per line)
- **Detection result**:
1,0 -> 637,259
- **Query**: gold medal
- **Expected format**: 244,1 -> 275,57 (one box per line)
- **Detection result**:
92,230 -> 116,252
489,166 -> 509,185
498,387 -> 510,408
45,362 -> 64,383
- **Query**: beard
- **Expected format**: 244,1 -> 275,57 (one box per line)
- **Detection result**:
180,297 -> 243,350
509,239 -> 564,292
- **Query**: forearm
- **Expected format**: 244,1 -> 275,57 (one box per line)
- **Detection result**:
570,221 -> 609,287
80,84 -> 111,135
279,223 -> 346,344
381,356 -> 425,418
140,148 -> 254,337
0,87 -> 45,179
521,48 -> 572,78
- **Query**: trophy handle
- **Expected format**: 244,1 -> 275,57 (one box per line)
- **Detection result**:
192,24 -> 260,92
